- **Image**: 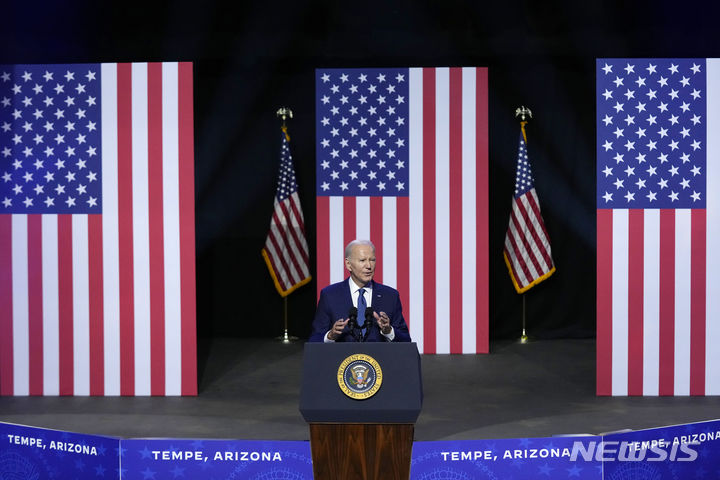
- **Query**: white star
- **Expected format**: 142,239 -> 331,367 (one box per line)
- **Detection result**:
603,191 -> 613,202
669,191 -> 679,201
635,178 -> 646,189
602,140 -> 613,151
691,191 -> 701,202
668,89 -> 679,100
636,153 -> 646,163
691,165 -> 701,176
646,89 -> 657,100
624,140 -> 635,150
658,152 -> 668,163
2,197 -> 11,207
624,166 -> 635,176
658,76 -> 668,87
647,165 -> 657,176
358,181 -> 367,191
669,64 -> 679,74
44,197 -> 54,207
669,140 -> 679,150
624,89 -> 635,100
680,76 -> 690,87
680,178 -> 690,189
613,76 -> 624,87
646,191 -> 657,202
613,127 -> 624,138
321,181 -> 330,191
624,115 -> 635,125
624,191 -> 635,202
691,114 -> 702,125
669,165 -> 679,176
613,101 -> 624,113
646,140 -> 657,151
635,102 -> 646,112
602,63 -> 613,75
602,89 -> 613,100
87,196 -> 97,207
658,178 -> 668,189
86,171 -> 97,182
680,153 -> 691,163
691,140 -> 702,150
21,71 -> 32,82
23,197 -> 33,207
614,178 -> 624,189
602,114 -> 613,126
66,196 -> 76,207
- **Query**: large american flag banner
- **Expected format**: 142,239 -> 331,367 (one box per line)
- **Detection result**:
596,58 -> 719,396
315,67 -> 489,354
262,126 -> 311,296
503,123 -> 555,293
0,63 -> 197,396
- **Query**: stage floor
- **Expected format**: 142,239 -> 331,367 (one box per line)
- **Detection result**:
1,338 -> 719,441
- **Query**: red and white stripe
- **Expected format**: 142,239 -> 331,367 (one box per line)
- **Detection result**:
263,191 -> 311,295
504,187 -> 555,293
316,67 -> 489,354
597,58 -> 720,396
0,62 -> 197,396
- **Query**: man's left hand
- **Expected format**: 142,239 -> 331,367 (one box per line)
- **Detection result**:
373,311 -> 392,335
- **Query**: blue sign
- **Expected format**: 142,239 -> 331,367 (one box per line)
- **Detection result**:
120,438 -> 313,479
411,435 -> 602,479
602,419 -> 720,479
0,421 -> 119,479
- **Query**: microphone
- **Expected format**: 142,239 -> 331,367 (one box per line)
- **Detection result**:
362,307 -> 374,340
347,307 -> 362,342
347,307 -> 358,329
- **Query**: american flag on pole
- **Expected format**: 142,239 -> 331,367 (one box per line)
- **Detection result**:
0,63 -> 197,396
315,67 -> 489,354
503,123 -> 555,294
596,58 -> 719,396
262,126 -> 311,296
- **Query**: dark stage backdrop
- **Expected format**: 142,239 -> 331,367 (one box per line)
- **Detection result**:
3,0 -> 720,343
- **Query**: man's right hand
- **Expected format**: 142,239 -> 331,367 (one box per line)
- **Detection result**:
328,318 -> 349,341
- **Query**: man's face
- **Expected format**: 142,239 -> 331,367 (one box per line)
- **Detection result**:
345,244 -> 376,287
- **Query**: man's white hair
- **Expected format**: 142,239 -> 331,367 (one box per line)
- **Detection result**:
345,239 -> 376,258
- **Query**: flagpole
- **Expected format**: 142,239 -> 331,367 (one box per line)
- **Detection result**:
274,106 -> 299,344
516,106 -> 532,345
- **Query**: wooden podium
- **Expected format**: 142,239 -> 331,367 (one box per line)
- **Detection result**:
299,343 -> 423,480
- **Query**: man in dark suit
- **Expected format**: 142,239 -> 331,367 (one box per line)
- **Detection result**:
309,239 -> 411,342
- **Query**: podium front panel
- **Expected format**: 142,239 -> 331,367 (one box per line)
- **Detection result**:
299,342 -> 423,423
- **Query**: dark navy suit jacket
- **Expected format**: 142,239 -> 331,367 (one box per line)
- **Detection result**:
309,278 -> 411,342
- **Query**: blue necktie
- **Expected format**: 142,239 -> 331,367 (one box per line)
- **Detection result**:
357,288 -> 367,336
